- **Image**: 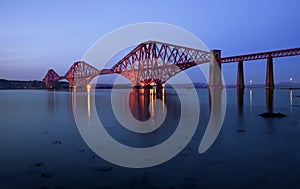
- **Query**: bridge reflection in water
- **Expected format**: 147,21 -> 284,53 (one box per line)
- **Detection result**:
71,88 -> 172,130
72,87 -> 204,158
46,86 -> 294,167
265,88 -> 274,113
45,88 -> 293,120
236,88 -> 275,114
236,89 -> 244,113
128,88 -> 165,122
46,87 -> 293,122
236,88 -> 295,115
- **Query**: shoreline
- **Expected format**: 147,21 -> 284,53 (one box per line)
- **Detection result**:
1,78 -> 299,90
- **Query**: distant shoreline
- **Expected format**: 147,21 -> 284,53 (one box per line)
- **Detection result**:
0,79 -> 299,90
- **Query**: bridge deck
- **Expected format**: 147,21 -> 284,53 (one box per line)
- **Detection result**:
220,47 -> 300,63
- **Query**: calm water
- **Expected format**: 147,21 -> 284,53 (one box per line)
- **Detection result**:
0,88 -> 300,189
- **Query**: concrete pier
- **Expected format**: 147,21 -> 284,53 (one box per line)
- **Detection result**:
209,50 -> 223,89
236,61 -> 244,89
265,57 -> 274,89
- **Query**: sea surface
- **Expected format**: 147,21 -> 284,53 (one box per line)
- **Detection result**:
0,88 -> 300,189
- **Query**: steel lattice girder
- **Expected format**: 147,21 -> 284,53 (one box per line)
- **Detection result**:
220,47 -> 300,63
110,41 -> 211,85
43,41 -> 300,87
43,69 -> 61,88
64,61 -> 100,87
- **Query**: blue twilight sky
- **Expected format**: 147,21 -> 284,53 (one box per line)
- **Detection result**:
0,0 -> 300,84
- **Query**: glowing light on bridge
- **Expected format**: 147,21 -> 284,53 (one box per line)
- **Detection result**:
43,42 -> 300,89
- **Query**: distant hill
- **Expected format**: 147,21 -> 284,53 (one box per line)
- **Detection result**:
0,79 -> 45,89
224,82 -> 300,89
275,82 -> 300,89
0,79 -> 68,89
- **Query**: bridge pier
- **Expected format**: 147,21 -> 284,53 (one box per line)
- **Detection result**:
265,57 -> 274,89
66,78 -> 73,88
236,61 -> 244,89
209,50 -> 223,89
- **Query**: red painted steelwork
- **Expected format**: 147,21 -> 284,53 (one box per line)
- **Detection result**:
43,69 -> 61,88
64,61 -> 100,87
220,47 -> 300,63
110,41 -> 211,86
43,41 -> 300,89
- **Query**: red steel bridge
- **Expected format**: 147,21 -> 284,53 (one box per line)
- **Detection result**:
43,41 -> 300,89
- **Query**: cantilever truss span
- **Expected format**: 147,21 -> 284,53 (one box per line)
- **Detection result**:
110,41 -> 211,86
63,61 -> 100,87
43,41 -> 300,89
43,41 -> 211,88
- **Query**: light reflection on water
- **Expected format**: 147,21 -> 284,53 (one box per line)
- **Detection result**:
87,87 -> 91,125
93,88 -> 181,147
0,88 -> 300,188
249,88 -> 253,112
290,89 -> 293,105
